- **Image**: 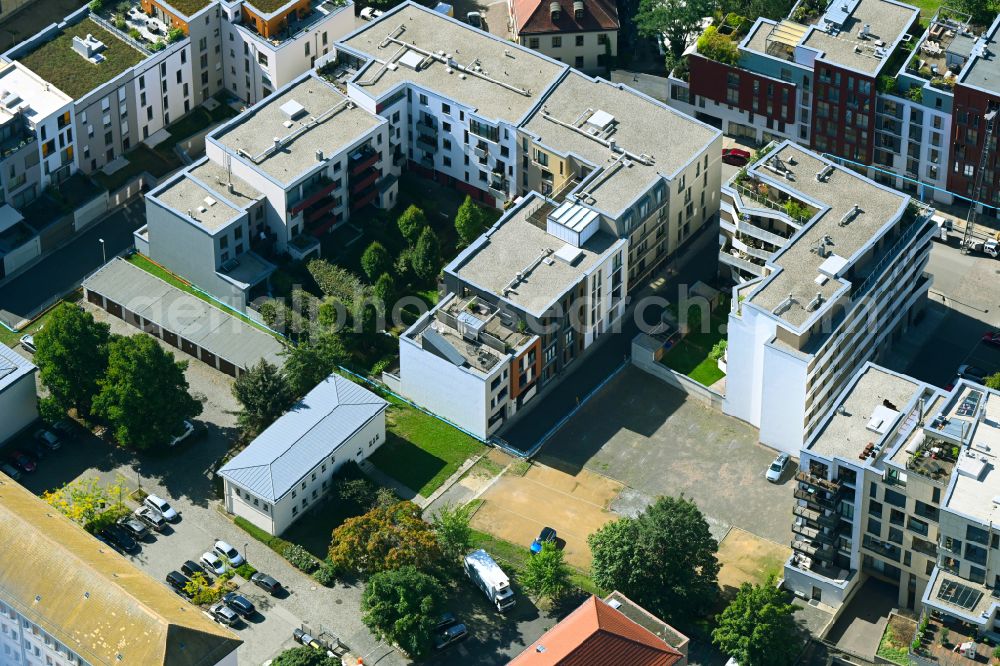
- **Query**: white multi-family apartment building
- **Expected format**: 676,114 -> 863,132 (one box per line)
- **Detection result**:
723,140 -> 936,455
219,373 -> 387,535
139,71 -> 393,309
785,361 -> 1000,637
0,473 -> 242,665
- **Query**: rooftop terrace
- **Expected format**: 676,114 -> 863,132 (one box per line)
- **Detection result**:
214,73 -> 382,185
940,385 -> 1000,525
449,195 -> 624,317
520,71 -> 718,217
806,363 -> 925,464
800,0 -> 916,75
739,142 -> 908,328
19,17 -> 146,99
341,2 -> 566,125
958,16 -> 1000,93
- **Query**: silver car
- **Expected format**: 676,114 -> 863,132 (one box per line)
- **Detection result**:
766,453 -> 790,483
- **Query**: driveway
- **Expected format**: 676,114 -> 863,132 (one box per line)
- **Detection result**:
537,366 -> 793,545
824,578 -> 899,659
0,200 -> 146,328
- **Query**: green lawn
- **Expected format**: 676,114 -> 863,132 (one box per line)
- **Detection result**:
877,619 -> 914,666
0,291 -> 82,348
469,527 -> 602,596
908,0 -> 945,19
660,305 -> 728,387
367,401 -> 485,497
20,19 -> 145,98
93,144 -> 181,192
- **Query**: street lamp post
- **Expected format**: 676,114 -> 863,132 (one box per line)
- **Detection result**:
98,238 -> 106,264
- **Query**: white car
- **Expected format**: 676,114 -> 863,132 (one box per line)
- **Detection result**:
19,334 -> 36,354
200,552 -> 228,575
766,453 -> 790,483
169,420 -> 195,447
144,494 -> 179,522
213,541 -> 245,567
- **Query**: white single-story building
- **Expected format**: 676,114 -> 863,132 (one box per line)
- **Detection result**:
218,373 -> 388,536
0,344 -> 37,445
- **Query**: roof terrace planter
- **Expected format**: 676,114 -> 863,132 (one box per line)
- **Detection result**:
151,0 -> 211,17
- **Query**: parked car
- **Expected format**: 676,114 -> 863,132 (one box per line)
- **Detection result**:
251,573 -> 283,596
957,364 -> 989,384
766,452 -> 790,483
222,592 -> 255,618
435,612 -> 457,631
1,463 -> 21,480
983,331 -> 1000,348
722,147 -> 752,166
34,429 -> 61,451
100,525 -> 139,554
9,450 -> 35,473
18,334 -> 35,354
530,527 -> 557,554
200,552 -> 227,576
181,560 -> 206,578
213,540 -> 245,567
144,494 -> 178,522
434,623 -> 468,650
134,506 -> 166,532
293,628 -> 322,649
117,515 -> 150,540
209,602 -> 240,627
166,570 -> 191,595
168,420 -> 195,447
359,6 -> 383,20
466,11 -> 482,28
51,419 -> 77,441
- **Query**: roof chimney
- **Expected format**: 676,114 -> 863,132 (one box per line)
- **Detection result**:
315,149 -> 324,162
573,0 -> 584,19
272,136 -> 281,151
550,1 -> 560,21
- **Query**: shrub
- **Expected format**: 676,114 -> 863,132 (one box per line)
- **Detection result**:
234,562 -> 257,579
906,86 -> 923,102
313,562 -> 339,587
128,27 -> 142,40
283,543 -> 319,573
149,41 -> 165,52
709,339 -> 728,361
88,0 -> 103,11
234,516 -> 274,545
167,27 -> 184,43
941,627 -> 950,646
115,0 -> 128,11
112,15 -> 126,29
696,26 -> 739,66
84,505 -> 131,534
911,638 -> 921,653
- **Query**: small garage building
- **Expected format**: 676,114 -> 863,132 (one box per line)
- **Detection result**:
0,344 -> 37,445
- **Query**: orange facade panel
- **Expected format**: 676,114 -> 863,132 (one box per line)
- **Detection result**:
241,0 -> 309,39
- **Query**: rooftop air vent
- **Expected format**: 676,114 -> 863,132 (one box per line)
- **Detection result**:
860,23 -> 871,38
772,294 -> 796,315
72,34 -> 107,64
816,164 -> 835,182
806,292 -> 824,311
279,99 -> 306,121
839,204 -> 861,226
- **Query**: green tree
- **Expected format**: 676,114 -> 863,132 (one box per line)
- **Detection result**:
521,541 -> 572,600
362,566 -> 443,658
431,503 -> 473,562
397,205 -> 427,245
33,303 -> 111,417
271,647 -> 339,666
231,359 -> 294,439
282,332 -> 348,398
329,501 -> 444,575
361,241 -> 391,282
92,336 -> 202,450
635,0 -> 714,63
454,195 -> 487,245
373,272 -> 396,310
412,226 -> 441,282
986,372 -> 1000,391
41,476 -> 127,529
588,495 -> 719,626
696,25 -> 740,65
711,577 -> 801,666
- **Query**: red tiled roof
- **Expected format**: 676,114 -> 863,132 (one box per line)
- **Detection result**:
511,0 -> 619,35
508,596 -> 683,666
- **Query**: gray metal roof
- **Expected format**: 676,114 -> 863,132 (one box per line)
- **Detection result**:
218,374 -> 387,501
0,343 -> 34,392
82,258 -> 285,369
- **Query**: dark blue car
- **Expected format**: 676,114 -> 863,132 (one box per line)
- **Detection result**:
530,527 -> 557,554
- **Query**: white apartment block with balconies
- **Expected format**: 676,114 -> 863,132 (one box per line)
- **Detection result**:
723,140 -> 936,456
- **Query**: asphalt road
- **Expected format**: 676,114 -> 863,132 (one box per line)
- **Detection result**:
0,200 -> 145,328
497,222 -> 722,453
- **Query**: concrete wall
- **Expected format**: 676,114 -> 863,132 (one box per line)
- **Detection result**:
2,236 -> 41,277
758,340 -> 808,455
0,370 -> 38,444
631,333 -> 725,410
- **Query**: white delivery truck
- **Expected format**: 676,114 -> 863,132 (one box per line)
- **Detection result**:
464,549 -> 515,611
931,214 -> 952,243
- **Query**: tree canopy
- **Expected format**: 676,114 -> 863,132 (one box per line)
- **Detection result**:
985,372 -> 1000,391
431,503 -> 473,562
282,332 -> 348,398
711,577 -> 801,666
361,566 -> 443,658
271,647 -> 339,666
412,227 -> 441,282
454,196 -> 487,245
231,359 -> 294,438
588,495 -> 719,626
521,541 -> 572,600
33,303 -> 111,416
329,501 -> 443,574
397,205 -> 427,245
635,0 -> 714,62
361,241 -> 391,282
92,335 -> 202,450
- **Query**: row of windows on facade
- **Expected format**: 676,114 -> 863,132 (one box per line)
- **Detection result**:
525,33 -> 609,49
0,605 -> 82,665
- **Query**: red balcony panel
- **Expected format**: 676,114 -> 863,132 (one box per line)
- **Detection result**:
351,188 -> 378,211
290,181 -> 337,214
350,170 -> 379,194
349,152 -> 378,176
309,212 -> 342,237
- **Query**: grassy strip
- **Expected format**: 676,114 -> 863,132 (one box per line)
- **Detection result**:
469,528 -> 602,597
0,291 -> 83,348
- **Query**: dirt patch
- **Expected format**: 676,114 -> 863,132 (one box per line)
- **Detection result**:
470,464 -> 622,569
716,527 -> 790,596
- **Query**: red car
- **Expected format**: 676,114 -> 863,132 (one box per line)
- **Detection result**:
722,147 -> 752,166
9,450 -> 36,473
983,331 -> 1000,348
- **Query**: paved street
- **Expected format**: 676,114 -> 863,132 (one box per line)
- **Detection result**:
498,222 -> 721,452
0,200 -> 145,328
